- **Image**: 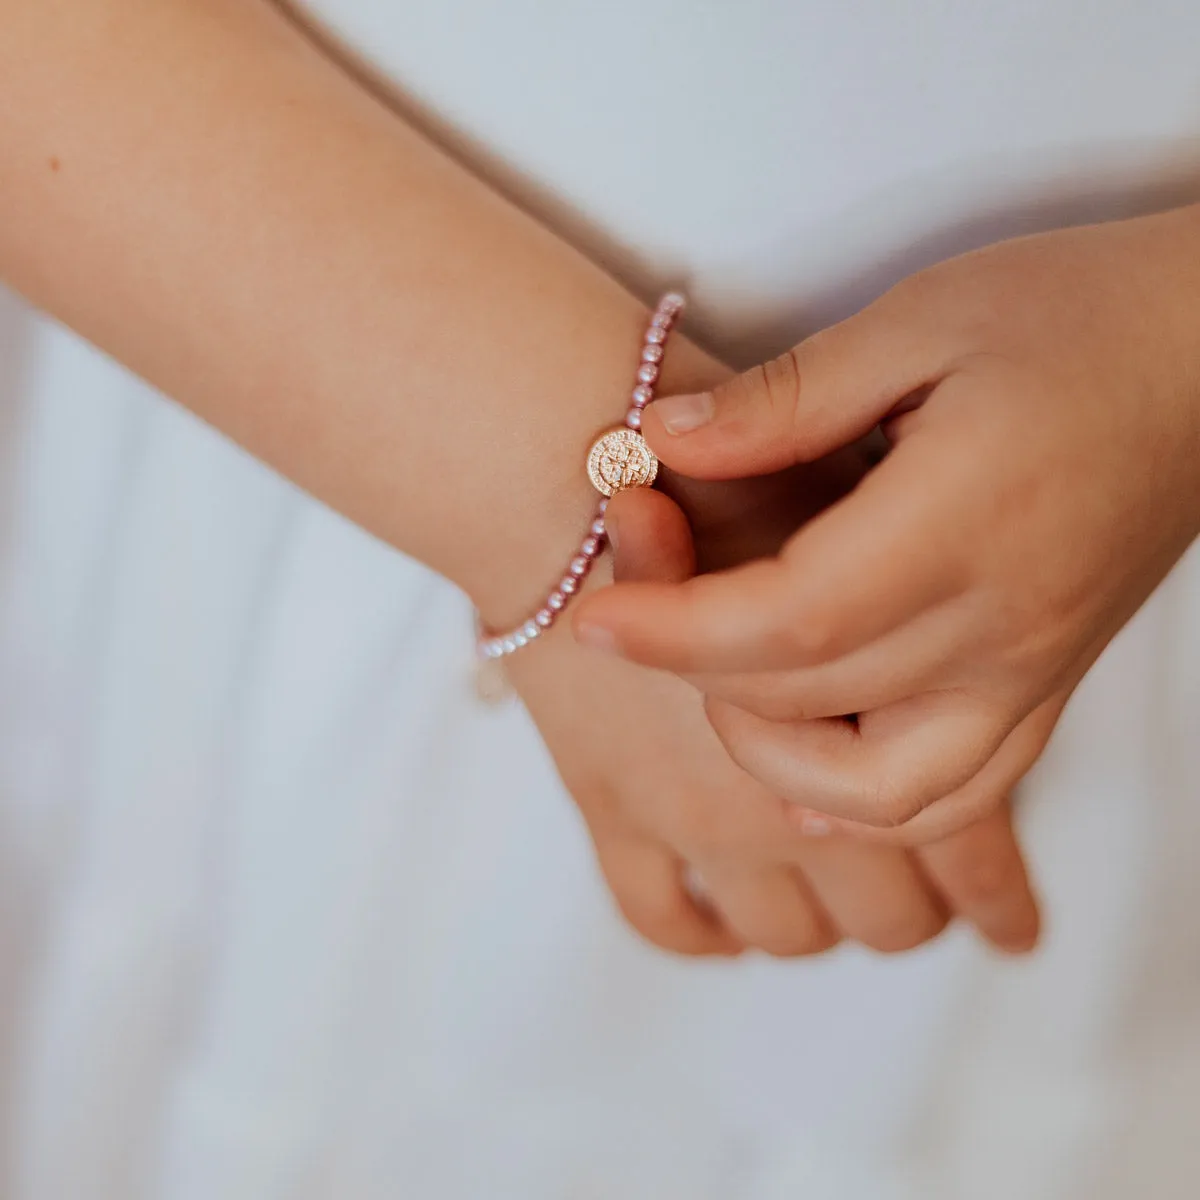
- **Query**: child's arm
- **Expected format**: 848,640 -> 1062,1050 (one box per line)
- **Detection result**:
0,0 -> 724,626
0,0 -> 1040,954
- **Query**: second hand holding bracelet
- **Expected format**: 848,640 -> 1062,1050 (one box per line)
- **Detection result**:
475,291 -> 685,685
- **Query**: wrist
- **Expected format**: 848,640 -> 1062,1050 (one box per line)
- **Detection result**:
466,324 -> 731,631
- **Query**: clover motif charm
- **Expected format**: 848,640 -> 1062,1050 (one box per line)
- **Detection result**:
586,428 -> 659,498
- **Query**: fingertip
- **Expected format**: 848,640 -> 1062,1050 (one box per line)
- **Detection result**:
570,579 -> 661,656
994,928 -> 1042,956
995,874 -> 1044,957
642,402 -> 792,481
639,404 -> 730,479
649,391 -> 716,436
570,486 -> 700,658
604,488 -> 695,585
986,894 -> 1043,955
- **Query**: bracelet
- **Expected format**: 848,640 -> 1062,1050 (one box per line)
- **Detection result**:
476,291 -> 685,666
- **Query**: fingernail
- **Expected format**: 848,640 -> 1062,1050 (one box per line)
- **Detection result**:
574,621 -> 619,656
683,864 -> 713,906
652,391 -> 715,435
798,813 -> 833,837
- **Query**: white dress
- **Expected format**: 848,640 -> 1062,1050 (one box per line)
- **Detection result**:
2,2 -> 1199,1197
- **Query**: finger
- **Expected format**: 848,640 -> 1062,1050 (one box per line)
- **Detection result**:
800,690 -> 1070,846
790,835 -> 949,954
574,432 -> 969,675
709,690 -> 1012,830
641,283 -> 951,480
916,803 -> 1041,954
698,860 -> 839,958
594,833 -> 743,957
605,486 -> 695,585
685,594 -> 974,722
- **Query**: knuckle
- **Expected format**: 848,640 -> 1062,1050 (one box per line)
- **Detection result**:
779,607 -> 841,664
719,364 -> 778,425
867,775 -> 929,830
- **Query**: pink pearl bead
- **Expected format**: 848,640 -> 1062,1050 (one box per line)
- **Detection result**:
598,498 -> 609,514
590,517 -> 606,537
570,556 -> 590,577
547,591 -> 566,611
535,608 -> 555,628
651,312 -> 672,329
641,344 -> 664,364
645,326 -> 667,345
522,620 -> 540,640
660,292 -> 685,312
560,576 -> 579,595
632,384 -> 653,407
636,363 -> 659,385
625,408 -> 642,430
580,535 -> 600,557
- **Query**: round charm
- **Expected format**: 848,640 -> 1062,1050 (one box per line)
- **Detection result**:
586,428 -> 659,497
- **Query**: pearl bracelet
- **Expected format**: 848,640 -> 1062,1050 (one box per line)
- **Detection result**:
476,291 -> 685,665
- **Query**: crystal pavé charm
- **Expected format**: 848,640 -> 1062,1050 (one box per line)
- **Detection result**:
586,427 -> 659,498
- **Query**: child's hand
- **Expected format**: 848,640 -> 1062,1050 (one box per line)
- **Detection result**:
508,473 -> 1041,957
575,206 -> 1200,843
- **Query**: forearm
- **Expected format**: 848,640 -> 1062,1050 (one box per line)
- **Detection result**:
0,0 -> 725,623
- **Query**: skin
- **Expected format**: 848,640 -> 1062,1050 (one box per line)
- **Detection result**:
561,472 -> 1041,956
0,0 -> 1039,954
577,206 -> 1200,846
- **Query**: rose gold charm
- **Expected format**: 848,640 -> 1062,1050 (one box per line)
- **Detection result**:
586,428 -> 659,498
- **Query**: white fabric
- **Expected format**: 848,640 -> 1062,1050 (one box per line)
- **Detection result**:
1,3 -> 1199,1196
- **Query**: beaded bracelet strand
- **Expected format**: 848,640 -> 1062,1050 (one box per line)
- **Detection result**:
476,291 -> 685,666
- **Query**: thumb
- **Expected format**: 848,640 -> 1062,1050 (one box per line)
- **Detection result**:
644,288 -> 946,480
603,487 -> 696,586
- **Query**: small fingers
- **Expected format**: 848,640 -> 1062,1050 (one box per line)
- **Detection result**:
791,836 -> 949,954
709,691 -> 1010,831
594,833 -> 744,957
916,803 -> 1041,954
698,861 -> 839,958
785,690 -> 1070,846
